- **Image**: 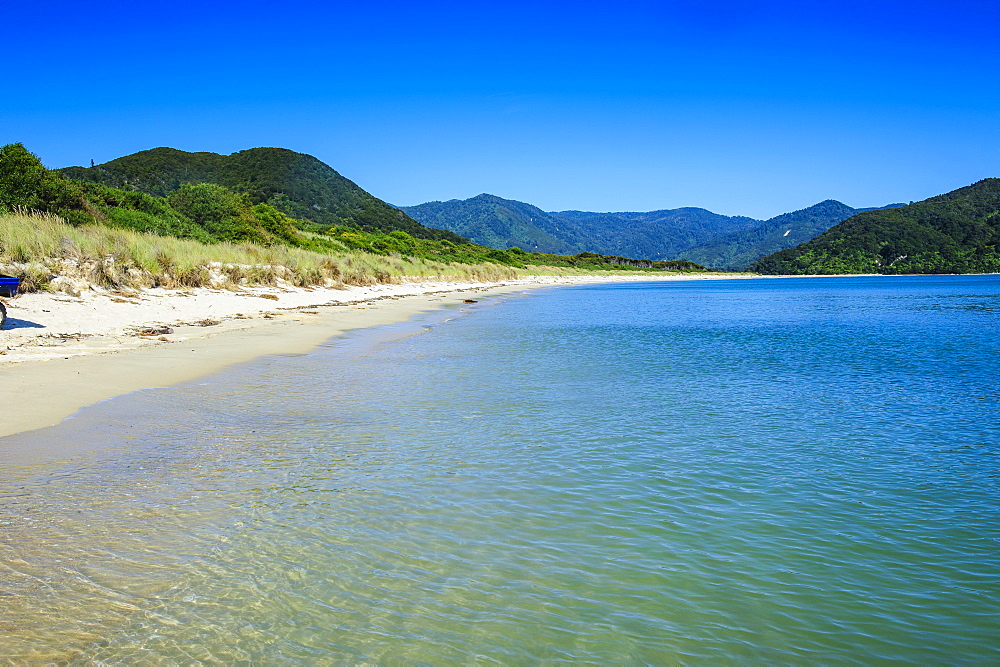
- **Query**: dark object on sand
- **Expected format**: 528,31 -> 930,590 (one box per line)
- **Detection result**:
463,299 -> 478,303
0,275 -> 21,328
137,326 -> 174,336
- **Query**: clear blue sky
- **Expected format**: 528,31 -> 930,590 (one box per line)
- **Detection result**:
4,0 -> 998,218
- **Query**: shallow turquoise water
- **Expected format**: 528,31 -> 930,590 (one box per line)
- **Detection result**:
1,275 -> 998,662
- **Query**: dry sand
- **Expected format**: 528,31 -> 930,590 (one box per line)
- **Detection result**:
0,273 -> 751,439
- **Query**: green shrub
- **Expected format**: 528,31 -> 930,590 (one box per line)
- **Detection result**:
0,143 -> 85,215
250,203 -> 301,245
168,183 -> 268,244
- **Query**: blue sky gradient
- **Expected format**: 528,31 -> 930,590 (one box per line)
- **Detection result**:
5,0 -> 998,218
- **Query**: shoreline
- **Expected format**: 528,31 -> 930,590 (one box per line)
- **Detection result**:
3,270 -> 988,441
0,273 -> 751,439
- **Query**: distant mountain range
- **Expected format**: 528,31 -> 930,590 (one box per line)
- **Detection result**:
681,200 -> 903,270
0,142 -> 706,275
550,207 -> 761,261
750,179 -> 1000,275
61,147 -> 465,242
401,195 -> 898,269
52,145 -> 998,275
401,195 -> 763,261
396,194 -> 583,255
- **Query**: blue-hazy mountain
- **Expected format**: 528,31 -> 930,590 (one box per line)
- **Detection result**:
397,194 -> 585,255
401,194 -> 762,259
680,200 -> 904,270
401,194 -> 900,266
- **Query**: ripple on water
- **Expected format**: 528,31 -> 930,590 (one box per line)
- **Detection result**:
1,275 -> 998,662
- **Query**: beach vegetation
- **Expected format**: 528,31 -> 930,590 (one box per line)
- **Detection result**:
0,211 -> 709,294
0,211 -> 525,292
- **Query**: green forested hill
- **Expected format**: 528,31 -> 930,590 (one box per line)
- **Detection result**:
402,195 -> 763,258
399,194 -> 586,254
552,208 -> 762,259
1,142 -> 711,277
61,147 -> 464,242
681,200 -> 902,270
749,179 -> 1000,274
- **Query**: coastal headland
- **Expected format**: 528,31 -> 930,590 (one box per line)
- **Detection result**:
0,273 -> 752,440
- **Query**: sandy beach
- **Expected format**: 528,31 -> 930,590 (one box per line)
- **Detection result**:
0,273 -> 756,439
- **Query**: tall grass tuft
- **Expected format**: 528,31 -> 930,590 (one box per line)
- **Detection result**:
0,212 -> 624,294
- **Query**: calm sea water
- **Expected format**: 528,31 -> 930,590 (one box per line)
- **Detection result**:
1,275 -> 998,662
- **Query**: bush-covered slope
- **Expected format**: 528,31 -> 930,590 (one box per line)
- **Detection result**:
749,179 -> 1000,275
0,143 -> 338,248
61,147 -> 465,242
553,207 -> 762,259
681,200 -> 902,270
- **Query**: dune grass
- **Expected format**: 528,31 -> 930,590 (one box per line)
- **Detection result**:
0,212 -> 610,293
